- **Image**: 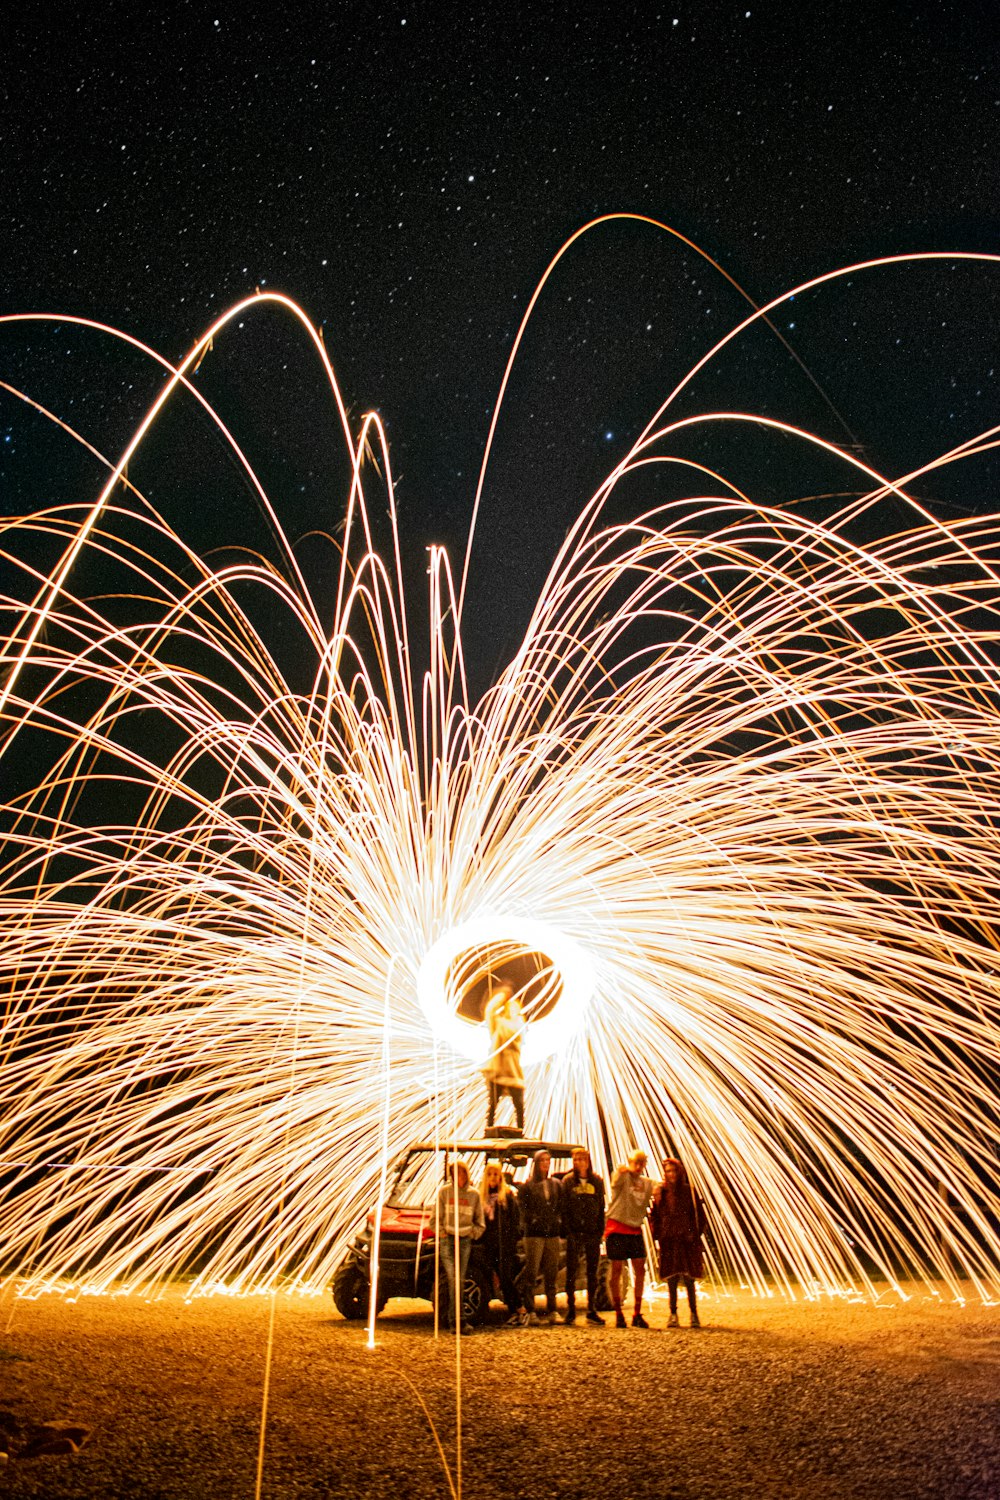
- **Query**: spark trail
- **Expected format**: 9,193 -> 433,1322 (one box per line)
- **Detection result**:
1,234 -> 999,1302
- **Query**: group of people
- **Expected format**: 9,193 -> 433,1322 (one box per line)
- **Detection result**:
452,980 -> 707,1332
435,1146 -> 707,1335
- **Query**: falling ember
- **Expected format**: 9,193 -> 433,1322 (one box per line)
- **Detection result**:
1,228 -> 1000,1303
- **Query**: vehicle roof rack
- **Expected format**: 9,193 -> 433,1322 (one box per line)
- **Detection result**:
405,1139 -> 581,1155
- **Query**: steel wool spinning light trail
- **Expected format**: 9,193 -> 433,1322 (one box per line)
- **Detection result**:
1,230 -> 1000,1302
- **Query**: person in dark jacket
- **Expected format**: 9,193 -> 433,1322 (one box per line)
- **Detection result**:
478,1161 -> 522,1323
560,1147 -> 606,1325
517,1149 -> 561,1324
649,1156 -> 707,1327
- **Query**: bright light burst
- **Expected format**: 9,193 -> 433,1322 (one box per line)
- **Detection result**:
2,226 -> 1000,1301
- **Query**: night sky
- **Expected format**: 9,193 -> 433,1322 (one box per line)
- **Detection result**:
2,0 -> 998,687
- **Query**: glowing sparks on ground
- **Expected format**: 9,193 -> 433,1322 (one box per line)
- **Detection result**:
1,229 -> 999,1302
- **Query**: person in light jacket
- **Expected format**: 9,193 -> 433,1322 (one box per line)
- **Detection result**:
436,1160 -> 485,1334
483,983 -> 526,1132
604,1148 -> 657,1328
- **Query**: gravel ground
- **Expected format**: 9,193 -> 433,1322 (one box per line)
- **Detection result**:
1,1281 -> 998,1500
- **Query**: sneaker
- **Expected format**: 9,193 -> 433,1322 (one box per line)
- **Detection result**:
460,1323 -> 474,1335
615,1310 -> 627,1329
563,1310 -> 577,1325
505,1312 -> 523,1327
632,1312 -> 649,1329
690,1311 -> 702,1328
546,1309 -> 558,1324
525,1311 -> 541,1326
667,1312 -> 679,1328
586,1310 -> 605,1326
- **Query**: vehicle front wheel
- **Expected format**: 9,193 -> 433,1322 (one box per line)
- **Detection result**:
332,1262 -> 388,1321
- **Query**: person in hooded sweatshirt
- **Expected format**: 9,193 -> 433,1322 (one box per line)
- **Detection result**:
559,1146 -> 606,1324
436,1159 -> 485,1334
517,1148 -> 562,1324
604,1148 -> 657,1328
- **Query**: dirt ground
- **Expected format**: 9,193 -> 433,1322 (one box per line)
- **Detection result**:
1,1281 -> 998,1500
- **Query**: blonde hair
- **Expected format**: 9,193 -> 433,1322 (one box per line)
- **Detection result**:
627,1149 -> 648,1171
479,1161 -> 512,1206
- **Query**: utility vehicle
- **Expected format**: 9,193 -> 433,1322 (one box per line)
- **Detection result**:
332,1137 -> 615,1324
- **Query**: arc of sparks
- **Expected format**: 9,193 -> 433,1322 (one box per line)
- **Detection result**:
1,233 -> 1000,1302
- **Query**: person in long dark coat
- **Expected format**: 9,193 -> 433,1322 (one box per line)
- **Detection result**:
649,1156 -> 707,1327
478,1161 -> 522,1322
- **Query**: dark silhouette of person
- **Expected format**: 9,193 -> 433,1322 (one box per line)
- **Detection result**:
517,1149 -> 561,1323
649,1156 -> 707,1327
560,1146 -> 606,1324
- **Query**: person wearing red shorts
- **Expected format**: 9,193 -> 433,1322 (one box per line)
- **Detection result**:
604,1148 -> 657,1328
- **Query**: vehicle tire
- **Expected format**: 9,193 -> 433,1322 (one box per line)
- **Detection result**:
436,1261 -> 492,1326
462,1263 -> 493,1326
332,1262 -> 388,1320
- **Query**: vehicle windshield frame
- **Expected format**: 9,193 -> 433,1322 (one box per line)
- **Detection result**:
384,1142 -> 581,1209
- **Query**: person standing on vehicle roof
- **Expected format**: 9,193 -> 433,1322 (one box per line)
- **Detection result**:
559,1146 -> 606,1325
517,1148 -> 561,1324
436,1160 -> 485,1334
483,982 -> 526,1133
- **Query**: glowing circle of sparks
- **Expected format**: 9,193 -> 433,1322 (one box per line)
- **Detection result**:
415,914 -> 592,1063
